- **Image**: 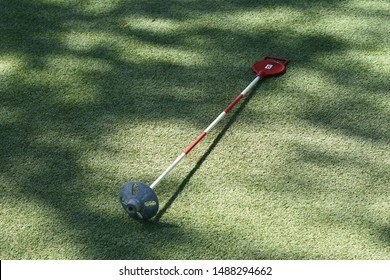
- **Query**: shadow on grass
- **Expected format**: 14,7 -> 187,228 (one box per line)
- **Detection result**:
303,97 -> 390,144
265,141 -> 390,253
1,0 -> 389,259
155,79 -> 259,221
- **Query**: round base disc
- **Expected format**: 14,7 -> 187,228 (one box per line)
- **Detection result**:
119,181 -> 159,221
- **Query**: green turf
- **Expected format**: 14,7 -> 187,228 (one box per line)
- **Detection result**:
1,0 -> 389,259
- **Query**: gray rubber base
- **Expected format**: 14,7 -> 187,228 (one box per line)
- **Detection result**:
119,181 -> 159,221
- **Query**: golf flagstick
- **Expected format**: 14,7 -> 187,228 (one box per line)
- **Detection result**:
119,56 -> 289,221
150,75 -> 260,189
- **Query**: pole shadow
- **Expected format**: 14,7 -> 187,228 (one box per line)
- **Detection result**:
154,81 -> 261,222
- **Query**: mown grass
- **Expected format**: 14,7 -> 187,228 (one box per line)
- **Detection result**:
1,0 -> 389,259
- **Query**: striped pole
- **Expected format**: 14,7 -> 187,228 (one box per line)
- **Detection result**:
149,76 -> 261,189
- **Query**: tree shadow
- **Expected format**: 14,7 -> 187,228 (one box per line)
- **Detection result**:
1,0 -> 389,259
269,142 -> 390,253
303,97 -> 390,144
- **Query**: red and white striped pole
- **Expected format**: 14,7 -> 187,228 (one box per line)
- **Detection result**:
149,56 -> 288,189
150,76 -> 260,189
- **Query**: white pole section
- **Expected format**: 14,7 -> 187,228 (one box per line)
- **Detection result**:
150,152 -> 186,189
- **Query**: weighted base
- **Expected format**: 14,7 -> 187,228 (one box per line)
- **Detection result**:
119,181 -> 159,221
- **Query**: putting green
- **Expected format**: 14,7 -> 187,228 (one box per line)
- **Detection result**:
1,0 -> 389,259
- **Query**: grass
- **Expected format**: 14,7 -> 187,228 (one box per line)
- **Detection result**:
1,0 -> 389,259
